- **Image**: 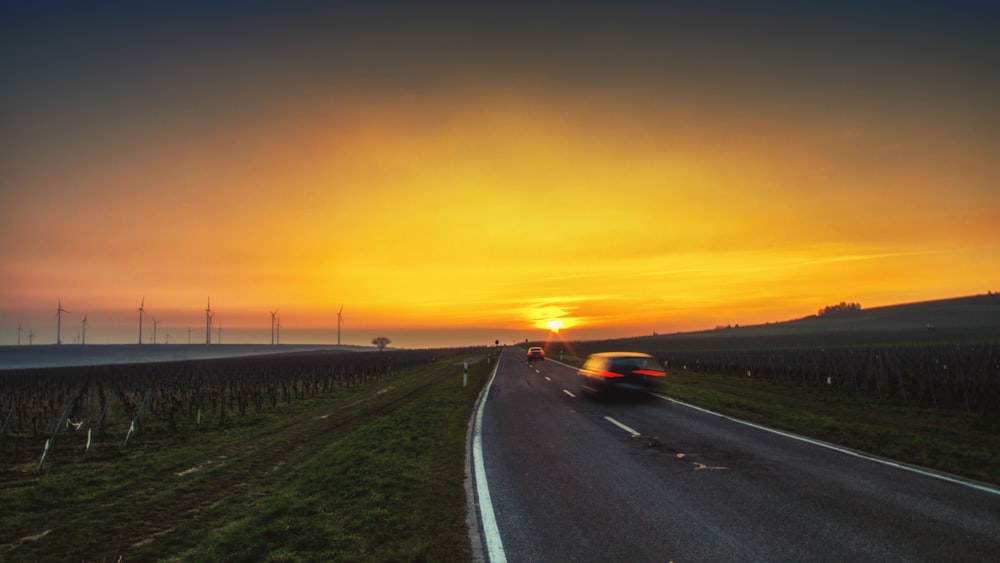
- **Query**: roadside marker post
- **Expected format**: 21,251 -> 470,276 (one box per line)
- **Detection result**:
463,362 -> 468,387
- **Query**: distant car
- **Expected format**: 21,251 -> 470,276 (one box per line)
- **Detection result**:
577,352 -> 665,397
526,347 -> 545,361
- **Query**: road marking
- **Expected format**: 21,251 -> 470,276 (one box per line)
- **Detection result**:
544,376 -> 551,381
650,393 -> 1000,496
472,355 -> 508,562
693,462 -> 729,471
604,416 -> 641,437
563,389 -> 576,398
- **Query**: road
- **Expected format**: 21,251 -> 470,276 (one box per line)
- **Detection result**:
470,347 -> 1000,562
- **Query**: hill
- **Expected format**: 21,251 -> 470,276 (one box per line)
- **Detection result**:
607,293 -> 1000,351
779,293 -> 1000,332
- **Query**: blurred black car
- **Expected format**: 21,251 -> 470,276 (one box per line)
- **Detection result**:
577,352 -> 665,396
526,347 -> 545,361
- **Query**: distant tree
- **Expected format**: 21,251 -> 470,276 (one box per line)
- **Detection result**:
371,336 -> 391,351
818,301 -> 862,317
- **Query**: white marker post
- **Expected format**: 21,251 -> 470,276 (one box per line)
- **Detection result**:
123,420 -> 136,446
37,439 -> 51,473
463,362 -> 468,387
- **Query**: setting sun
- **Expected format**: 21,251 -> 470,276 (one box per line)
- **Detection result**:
545,320 -> 565,333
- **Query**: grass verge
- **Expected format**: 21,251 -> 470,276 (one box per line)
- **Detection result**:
0,354 -> 492,562
657,371 -> 1000,485
188,361 -> 486,563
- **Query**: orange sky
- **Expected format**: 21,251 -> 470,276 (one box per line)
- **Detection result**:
1,2 -> 997,346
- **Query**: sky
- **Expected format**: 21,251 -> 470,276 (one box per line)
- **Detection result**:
2,1 -> 998,347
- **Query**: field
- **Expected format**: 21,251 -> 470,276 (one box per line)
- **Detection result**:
0,350 -> 493,562
553,294 -> 1000,412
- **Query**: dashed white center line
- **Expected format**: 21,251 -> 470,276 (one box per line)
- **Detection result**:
544,376 -> 551,381
562,389 -> 576,398
604,416 -> 641,437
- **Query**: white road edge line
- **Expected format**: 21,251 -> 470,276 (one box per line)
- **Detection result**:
604,416 -> 641,437
471,353 -> 508,562
650,392 -> 1000,496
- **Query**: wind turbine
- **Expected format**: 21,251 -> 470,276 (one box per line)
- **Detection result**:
81,313 -> 88,345
56,298 -> 70,345
152,318 -> 158,345
276,315 -> 280,345
28,329 -> 34,345
337,305 -> 344,346
270,309 -> 278,345
205,298 -> 213,345
17,323 -> 22,346
138,297 -> 145,345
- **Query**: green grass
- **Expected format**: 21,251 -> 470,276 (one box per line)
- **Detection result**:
191,371 -> 479,562
0,355 -> 493,562
657,371 -> 1000,485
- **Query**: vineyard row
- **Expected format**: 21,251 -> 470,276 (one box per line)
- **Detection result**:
0,348 -> 469,466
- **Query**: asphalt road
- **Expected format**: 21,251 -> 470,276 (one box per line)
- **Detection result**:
472,347 -> 1000,562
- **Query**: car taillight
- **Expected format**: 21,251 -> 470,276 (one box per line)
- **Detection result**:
597,370 -> 625,378
634,369 -> 665,377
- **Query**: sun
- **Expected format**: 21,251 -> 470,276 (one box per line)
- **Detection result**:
545,319 -> 564,333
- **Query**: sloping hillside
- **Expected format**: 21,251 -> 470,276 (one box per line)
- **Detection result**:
601,293 -> 1000,351
782,293 -> 1000,332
